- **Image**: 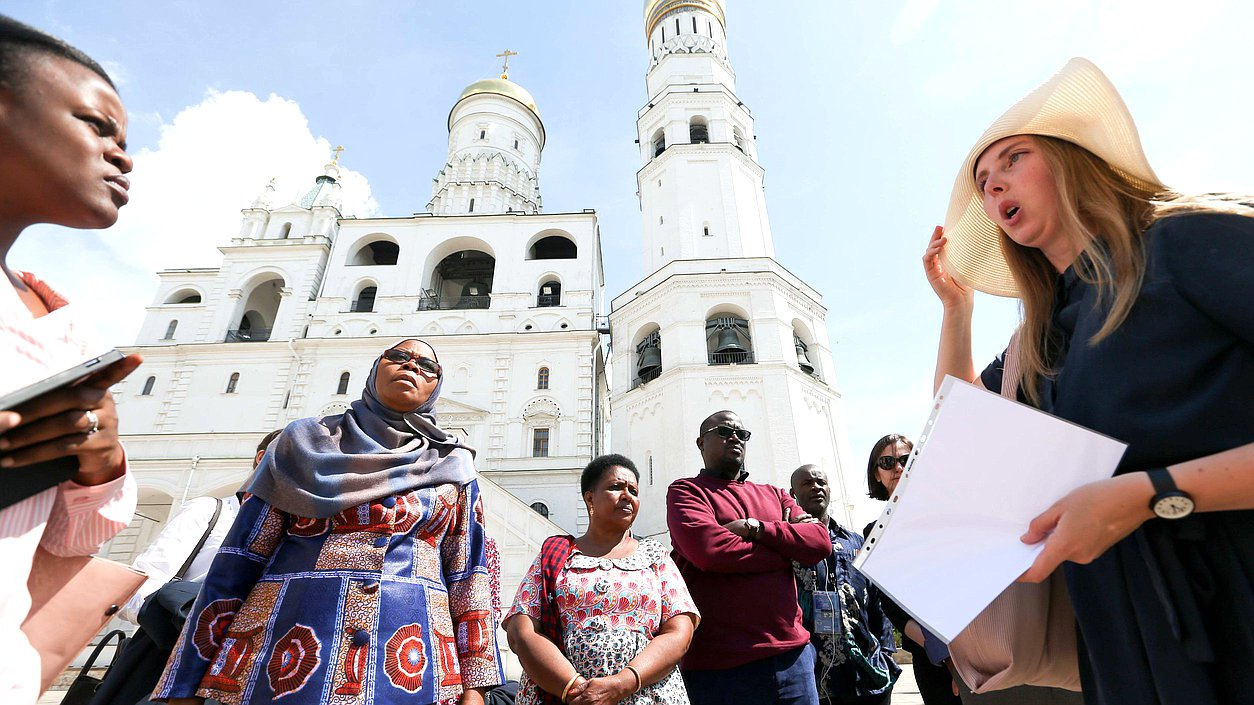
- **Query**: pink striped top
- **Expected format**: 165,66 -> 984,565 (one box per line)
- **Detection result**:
0,271 -> 137,704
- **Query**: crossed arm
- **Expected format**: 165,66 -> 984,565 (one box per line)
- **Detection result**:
666,483 -> 831,573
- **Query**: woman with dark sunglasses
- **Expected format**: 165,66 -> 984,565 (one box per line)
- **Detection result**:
863,434 -> 961,705
156,339 -> 504,705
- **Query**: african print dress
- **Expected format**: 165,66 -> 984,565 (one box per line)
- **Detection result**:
507,538 -> 699,705
154,480 -> 502,704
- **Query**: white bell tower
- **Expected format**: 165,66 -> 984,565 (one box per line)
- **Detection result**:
610,0 -> 857,540
636,0 -> 773,271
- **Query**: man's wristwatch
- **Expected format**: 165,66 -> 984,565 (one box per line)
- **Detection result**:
1147,467 -> 1194,520
745,518 -> 763,540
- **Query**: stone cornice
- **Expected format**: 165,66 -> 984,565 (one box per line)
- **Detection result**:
636,142 -> 762,183
611,264 -> 827,321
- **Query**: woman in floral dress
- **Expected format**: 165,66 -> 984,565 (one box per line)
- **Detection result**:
505,454 -> 698,705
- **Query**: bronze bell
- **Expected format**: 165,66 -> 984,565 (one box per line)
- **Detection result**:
637,346 -> 662,376
714,328 -> 745,354
795,339 -> 815,374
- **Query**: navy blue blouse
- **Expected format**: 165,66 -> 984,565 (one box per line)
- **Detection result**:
979,212 -> 1254,705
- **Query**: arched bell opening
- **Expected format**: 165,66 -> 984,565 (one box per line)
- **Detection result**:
705,316 -> 754,365
632,326 -> 663,389
420,250 -> 495,310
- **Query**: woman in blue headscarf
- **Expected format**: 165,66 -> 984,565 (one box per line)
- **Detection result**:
156,339 -> 504,705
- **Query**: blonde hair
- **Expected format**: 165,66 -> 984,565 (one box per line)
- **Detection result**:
1002,136 -> 1254,405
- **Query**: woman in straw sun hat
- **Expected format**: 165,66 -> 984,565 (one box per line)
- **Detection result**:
924,57 -> 1254,704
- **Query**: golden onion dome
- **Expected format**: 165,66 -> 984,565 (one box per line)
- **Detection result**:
454,78 -> 540,118
644,0 -> 726,35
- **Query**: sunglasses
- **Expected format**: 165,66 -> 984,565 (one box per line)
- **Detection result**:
875,454 -> 910,471
382,348 -> 441,375
702,425 -> 752,442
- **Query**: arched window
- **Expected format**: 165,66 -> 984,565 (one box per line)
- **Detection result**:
689,116 -> 709,144
537,281 -> 561,307
163,320 -> 178,340
532,428 -> 550,457
280,222 -> 292,239
634,330 -> 662,388
706,316 -> 754,365
794,335 -> 817,377
423,249 -> 495,310
350,240 -> 399,266
353,286 -> 377,313
652,129 -> 666,157
140,376 -> 155,396
528,236 -> 577,260
468,198 -> 475,213
225,372 -> 240,394
733,127 -> 746,153
337,372 -> 351,395
537,366 -> 550,390
530,501 -> 550,518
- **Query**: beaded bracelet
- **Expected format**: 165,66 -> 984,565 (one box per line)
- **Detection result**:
624,664 -> 642,694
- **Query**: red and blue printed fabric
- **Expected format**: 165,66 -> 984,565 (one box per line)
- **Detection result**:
154,479 -> 503,704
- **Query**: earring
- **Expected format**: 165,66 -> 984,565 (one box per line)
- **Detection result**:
588,506 -> 594,516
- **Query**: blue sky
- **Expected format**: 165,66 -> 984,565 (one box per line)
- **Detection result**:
9,0 -> 1253,522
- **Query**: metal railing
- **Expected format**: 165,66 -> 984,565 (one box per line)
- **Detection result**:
418,294 -> 491,311
350,299 -> 375,313
708,350 -> 755,365
536,294 -> 561,307
225,328 -> 272,342
631,367 -> 662,389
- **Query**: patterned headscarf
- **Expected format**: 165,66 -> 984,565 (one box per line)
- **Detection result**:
248,339 -> 477,518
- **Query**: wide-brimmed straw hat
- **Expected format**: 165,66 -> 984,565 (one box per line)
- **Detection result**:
941,57 -> 1166,297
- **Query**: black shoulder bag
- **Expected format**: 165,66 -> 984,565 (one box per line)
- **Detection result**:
87,497 -> 225,705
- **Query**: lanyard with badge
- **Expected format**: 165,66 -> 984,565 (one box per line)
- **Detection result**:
811,536 -> 842,635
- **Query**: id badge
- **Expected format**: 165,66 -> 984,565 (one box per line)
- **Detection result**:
813,590 -> 840,635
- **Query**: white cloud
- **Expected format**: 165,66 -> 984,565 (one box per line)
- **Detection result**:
10,90 -> 378,348
107,90 -> 378,273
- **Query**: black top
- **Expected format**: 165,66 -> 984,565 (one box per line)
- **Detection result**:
979,212 -> 1254,704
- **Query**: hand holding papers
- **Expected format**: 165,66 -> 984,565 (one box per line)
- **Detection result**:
853,376 -> 1126,643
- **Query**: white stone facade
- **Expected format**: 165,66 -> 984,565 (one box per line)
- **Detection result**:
109,77 -> 605,675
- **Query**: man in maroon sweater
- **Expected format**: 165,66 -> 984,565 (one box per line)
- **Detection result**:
667,410 -> 833,705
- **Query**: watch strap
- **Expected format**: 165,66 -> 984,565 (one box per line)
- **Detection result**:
1146,467 -> 1176,496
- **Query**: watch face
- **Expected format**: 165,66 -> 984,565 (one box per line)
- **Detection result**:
1154,494 -> 1195,519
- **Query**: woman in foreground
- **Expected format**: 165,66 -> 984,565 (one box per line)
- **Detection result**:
156,339 -> 502,704
0,15 -> 141,703
926,57 -> 1254,704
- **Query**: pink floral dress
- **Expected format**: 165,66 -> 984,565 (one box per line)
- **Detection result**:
507,539 -> 699,705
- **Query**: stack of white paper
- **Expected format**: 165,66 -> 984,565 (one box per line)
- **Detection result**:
853,376 -> 1126,642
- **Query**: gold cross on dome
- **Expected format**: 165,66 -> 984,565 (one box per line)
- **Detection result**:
496,49 -> 518,78
331,145 -> 345,165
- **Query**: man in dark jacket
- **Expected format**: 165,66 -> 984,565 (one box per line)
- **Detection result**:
791,464 -> 899,705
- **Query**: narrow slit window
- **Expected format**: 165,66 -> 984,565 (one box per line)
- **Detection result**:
337,372 -> 350,395
225,372 -> 240,394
